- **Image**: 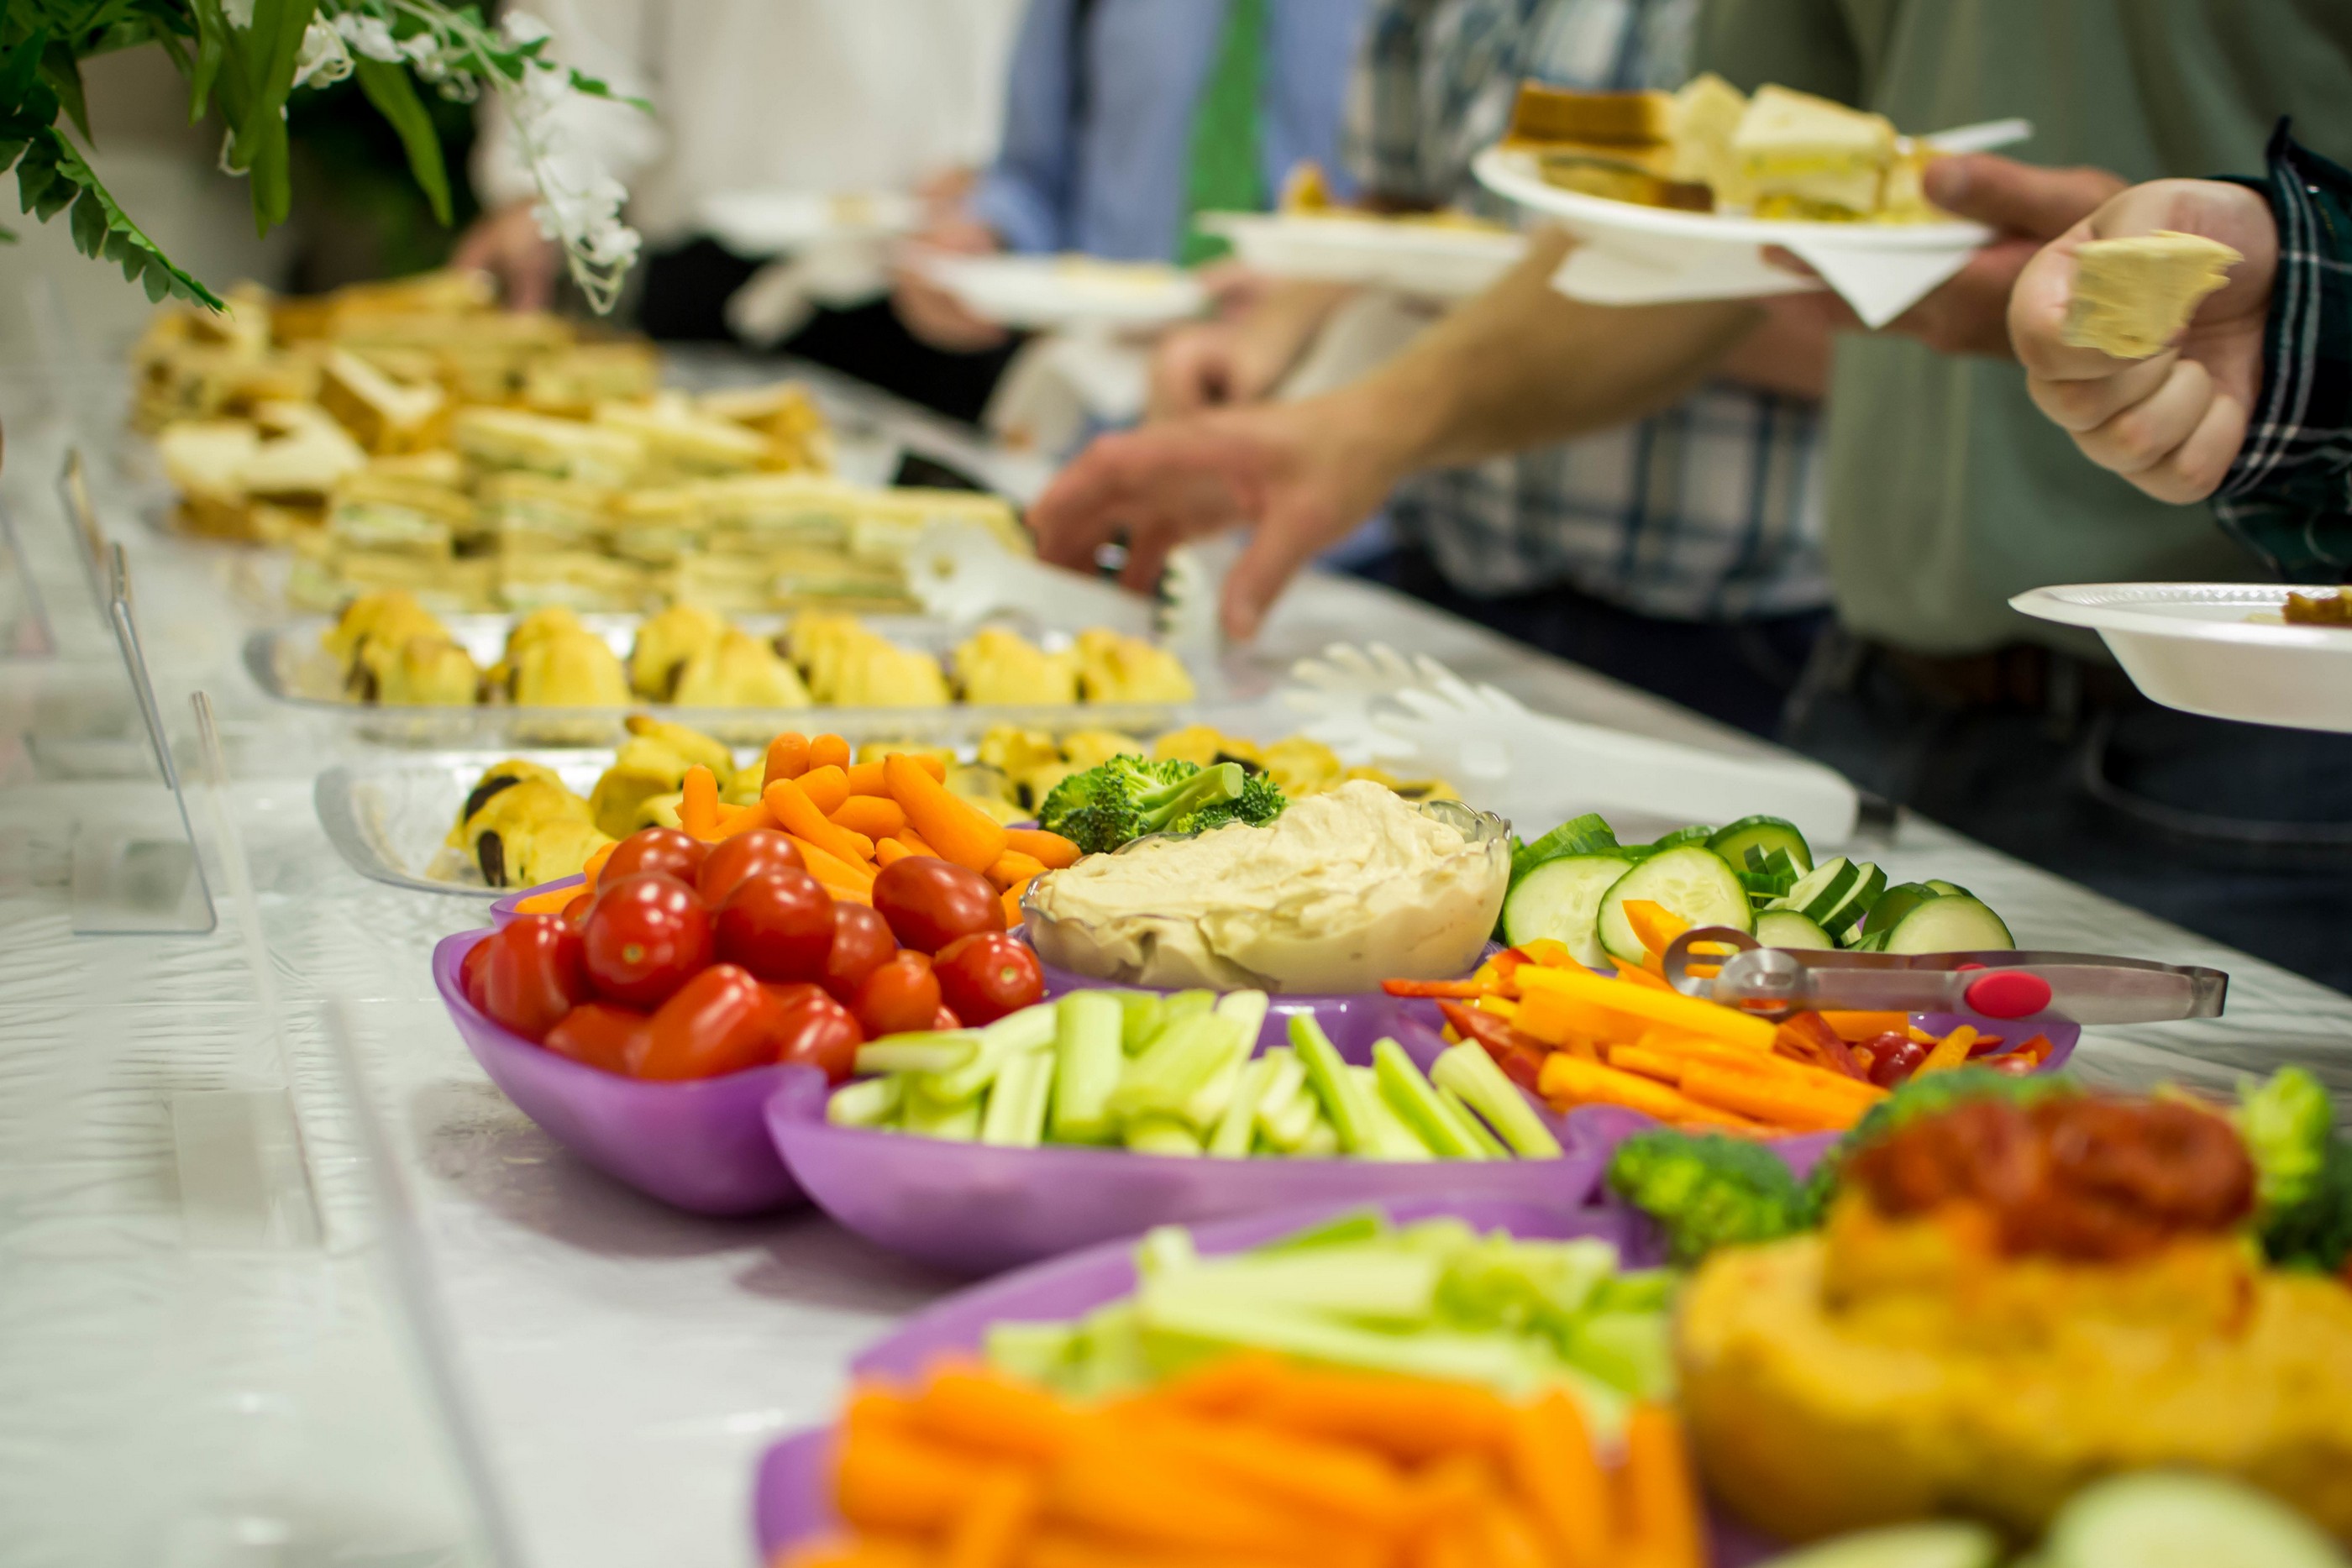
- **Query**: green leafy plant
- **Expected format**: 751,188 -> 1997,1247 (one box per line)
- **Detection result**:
0,0 -> 646,310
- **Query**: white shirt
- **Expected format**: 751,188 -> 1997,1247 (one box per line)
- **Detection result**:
474,0 -> 1026,248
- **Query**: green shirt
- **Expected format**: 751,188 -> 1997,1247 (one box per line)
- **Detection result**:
1696,0 -> 2352,653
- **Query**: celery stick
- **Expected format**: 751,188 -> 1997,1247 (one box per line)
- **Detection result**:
1373,1039 -> 1488,1160
985,1320 -> 1076,1386
1109,1014 -> 1247,1129
1566,1311 -> 1674,1400
1114,991 -> 1164,1054
979,1046 -> 1054,1147
1431,1040 -> 1563,1158
826,1074 -> 903,1128
1213,989 -> 1272,1050
1124,1114 -> 1203,1156
1142,1245 -> 1444,1323
1352,1066 -> 1436,1161
1290,1013 -> 1383,1154
1439,1083 -> 1511,1158
1254,1209 -> 1389,1254
1298,1114 -> 1340,1156
1252,1046 -> 1305,1122
1050,990 -> 1126,1143
855,1031 -> 979,1077
902,1086 -> 982,1141
1163,989 -> 1215,1023
1208,1055 -> 1275,1157
927,1003 -> 1057,1101
1135,1223 -> 1197,1282
1135,1294 -> 1550,1392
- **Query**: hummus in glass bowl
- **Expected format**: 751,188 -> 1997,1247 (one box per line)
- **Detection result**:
1023,780 -> 1509,993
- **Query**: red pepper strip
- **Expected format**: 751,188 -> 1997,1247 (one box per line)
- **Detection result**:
1778,1012 -> 1866,1079
1381,978 -> 1490,998
1436,1000 -> 1547,1093
1965,1033 -> 2008,1058
1485,947 -> 1532,991
2014,1033 -> 2054,1063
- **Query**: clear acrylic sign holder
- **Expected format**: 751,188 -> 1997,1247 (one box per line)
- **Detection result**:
70,543 -> 217,934
0,493 -> 55,659
56,446 -> 109,616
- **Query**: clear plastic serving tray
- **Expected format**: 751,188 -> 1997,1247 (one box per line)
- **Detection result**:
248,609 -> 1214,749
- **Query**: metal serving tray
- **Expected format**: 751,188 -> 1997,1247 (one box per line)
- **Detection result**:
249,608 -> 1217,750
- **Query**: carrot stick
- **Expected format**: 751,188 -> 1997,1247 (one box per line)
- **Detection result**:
836,1425 -> 996,1532
1676,1062 -> 1865,1132
845,1384 -> 916,1437
1536,1053 -> 1761,1130
1242,1367 -> 1510,1465
943,1470 -> 1036,1568
833,794 -> 909,840
1124,1411 -> 1408,1533
845,760 -> 893,798
1619,1404 -> 1704,1568
788,834 -> 878,894
680,764 -> 723,841
1002,827 -> 1081,870
769,779 -> 879,868
1041,1438 -> 1329,1557
875,838 -> 915,868
1473,1497 -> 1551,1568
1142,1355 -> 1286,1418
986,850 -> 1047,891
889,753 -> 1007,873
892,828 -> 940,860
911,1364 -> 1085,1464
1506,1390 -> 1610,1567
1396,1452 -> 1498,1533
800,763 -> 853,816
581,840 -> 616,891
764,733 -> 811,786
809,733 -> 853,771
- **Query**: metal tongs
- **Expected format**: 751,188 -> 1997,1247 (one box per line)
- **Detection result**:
1659,928 -> 2229,1026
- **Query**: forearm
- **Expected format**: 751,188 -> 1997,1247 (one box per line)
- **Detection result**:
1336,229 -> 1760,474
1715,295 -> 1832,401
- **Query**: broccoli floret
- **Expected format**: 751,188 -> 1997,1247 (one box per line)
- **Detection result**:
2260,1139 -> 2352,1275
2236,1066 -> 2334,1214
1605,1130 -> 1819,1266
1167,767 -> 1286,836
1036,755 -> 1249,854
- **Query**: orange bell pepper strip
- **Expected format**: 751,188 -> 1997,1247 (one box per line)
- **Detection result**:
1913,1025 -> 1980,1076
680,764 -> 723,841
1517,964 -> 1778,1051
1819,1009 -> 1908,1041
886,753 -> 1006,873
1381,978 -> 1490,998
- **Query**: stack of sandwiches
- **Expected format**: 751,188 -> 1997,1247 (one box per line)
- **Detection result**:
1507,75 -> 1944,223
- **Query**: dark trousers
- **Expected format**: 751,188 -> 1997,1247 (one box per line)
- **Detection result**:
636,239 -> 1021,427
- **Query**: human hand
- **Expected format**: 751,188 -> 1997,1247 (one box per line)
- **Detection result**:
451,200 -> 563,312
1028,391 -> 1407,640
890,212 -> 1010,351
2010,179 -> 2277,503
1771,154 -> 2127,357
1147,280 -> 1353,420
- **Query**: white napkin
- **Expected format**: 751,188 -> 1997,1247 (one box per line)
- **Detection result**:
1775,234 -> 1979,328
1551,229 -> 1983,328
980,329 -> 1151,459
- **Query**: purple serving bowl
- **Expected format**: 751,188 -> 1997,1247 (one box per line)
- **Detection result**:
432,929 -> 822,1216
489,873 -> 585,929
751,1193 -> 1780,1565
765,1011 -> 1605,1275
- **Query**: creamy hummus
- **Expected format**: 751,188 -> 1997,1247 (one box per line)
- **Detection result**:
1025,780 -> 1507,993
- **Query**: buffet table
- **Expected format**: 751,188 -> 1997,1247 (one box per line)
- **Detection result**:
3,359 -> 2347,1568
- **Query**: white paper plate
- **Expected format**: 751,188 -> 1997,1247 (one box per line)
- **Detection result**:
700,190 -> 921,256
1470,144 -> 1990,326
1197,211 -> 1525,300
918,254 -> 1206,331
2012,583 -> 2352,733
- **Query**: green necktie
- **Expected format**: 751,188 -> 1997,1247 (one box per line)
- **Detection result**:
1177,0 -> 1265,266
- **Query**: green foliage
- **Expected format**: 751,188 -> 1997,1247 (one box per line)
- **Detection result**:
2237,1067 -> 2352,1275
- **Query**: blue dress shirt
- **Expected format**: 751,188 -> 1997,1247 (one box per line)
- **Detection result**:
969,0 -> 1368,262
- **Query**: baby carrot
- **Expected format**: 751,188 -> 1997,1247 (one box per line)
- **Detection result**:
985,850 -> 1047,892
887,753 -> 1006,873
800,763 -> 853,816
716,800 -> 776,838
845,760 -> 893,798
512,885 -> 575,915
1473,1497 -> 1551,1568
764,733 -> 811,786
875,838 -> 915,868
1000,878 -> 1032,926
892,827 -> 940,860
680,764 -> 723,840
768,779 -> 879,868
809,733 -> 853,771
833,794 -> 908,840
1002,827 -> 1081,869
580,840 -> 616,891
911,1363 -> 1085,1464
787,833 -> 878,894
836,1425 -> 996,1532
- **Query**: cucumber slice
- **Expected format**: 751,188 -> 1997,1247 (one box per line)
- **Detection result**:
1503,852 -> 1640,967
1511,813 -> 1620,879
1924,878 -> 1974,899
1755,910 -> 1834,950
1595,846 -> 1752,963
1881,894 -> 2014,954
1638,824 -> 1716,856
2042,1471 -> 2345,1568
1861,882 -> 1938,940
1707,815 -> 1814,877
1771,856 -> 1859,922
1755,1521 -> 2000,1568
1817,861 -> 1886,942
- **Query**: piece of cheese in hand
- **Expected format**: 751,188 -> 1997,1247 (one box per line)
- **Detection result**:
2061,231 -> 2243,359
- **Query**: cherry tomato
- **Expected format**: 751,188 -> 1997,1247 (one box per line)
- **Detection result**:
933,931 -> 1044,1025
696,829 -> 806,906
580,873 -> 713,1009
1983,1051 -> 2040,1076
561,890 -> 595,926
761,981 -> 827,1015
480,915 -> 590,1041
771,989 -> 864,1083
853,951 -> 942,1038
871,856 -> 1004,954
629,964 -> 777,1081
601,826 -> 708,889
715,868 -> 836,984
543,1002 -> 650,1075
460,936 -> 494,1009
932,1004 -> 963,1032
822,902 -> 898,1003
1867,1035 -> 1929,1087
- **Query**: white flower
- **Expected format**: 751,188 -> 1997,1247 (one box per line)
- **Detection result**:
291,18 -> 353,88
332,13 -> 405,63
221,0 -> 255,27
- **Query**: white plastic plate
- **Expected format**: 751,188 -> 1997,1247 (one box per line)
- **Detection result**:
1197,211 -> 1525,300
2012,583 -> 2352,733
699,190 -> 920,257
916,254 -> 1206,331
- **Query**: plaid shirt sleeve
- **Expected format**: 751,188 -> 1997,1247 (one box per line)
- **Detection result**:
2213,122 -> 2352,583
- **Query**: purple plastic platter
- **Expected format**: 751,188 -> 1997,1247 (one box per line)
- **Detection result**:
489,873 -> 584,929
432,929 -> 822,1216
766,1008 -> 1607,1276
749,1193 -> 1780,1566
